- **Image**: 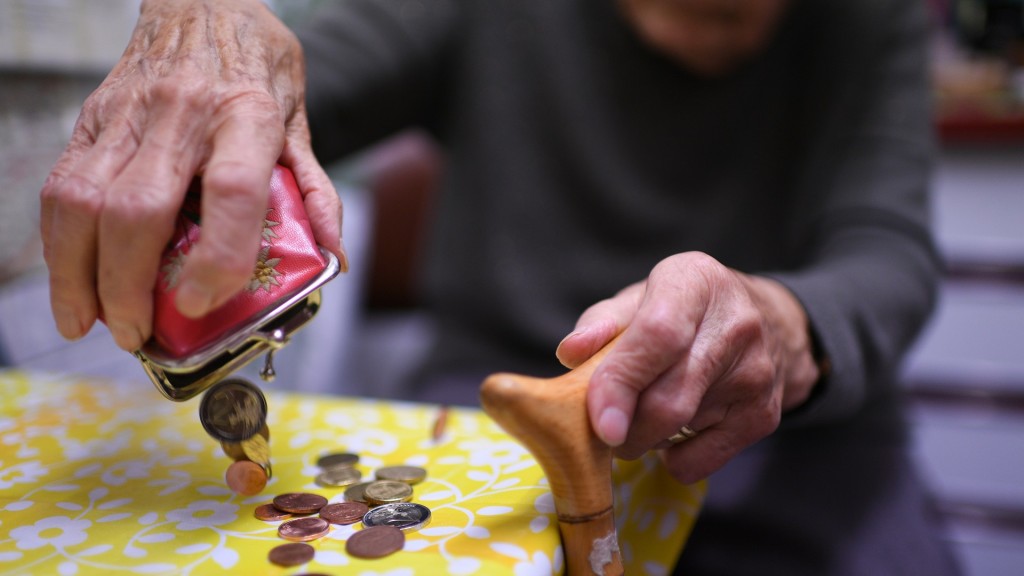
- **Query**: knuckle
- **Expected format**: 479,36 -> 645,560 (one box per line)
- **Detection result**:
101,182 -> 177,227
201,165 -> 264,200
150,75 -> 213,111
49,173 -> 106,217
678,250 -> 720,273
220,90 -> 286,126
635,306 -> 686,345
78,94 -> 103,121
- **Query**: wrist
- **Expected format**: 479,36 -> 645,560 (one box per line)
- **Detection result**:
740,274 -> 822,411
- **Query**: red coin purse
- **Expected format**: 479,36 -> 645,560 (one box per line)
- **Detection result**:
135,165 -> 341,401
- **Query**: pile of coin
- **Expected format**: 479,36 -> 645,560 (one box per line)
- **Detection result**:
197,378 -> 272,496
255,453 -> 433,566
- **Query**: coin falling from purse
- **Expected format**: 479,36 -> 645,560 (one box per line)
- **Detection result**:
131,165 -> 341,494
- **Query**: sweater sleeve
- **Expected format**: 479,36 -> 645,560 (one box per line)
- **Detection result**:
768,0 -> 941,427
293,0 -> 459,164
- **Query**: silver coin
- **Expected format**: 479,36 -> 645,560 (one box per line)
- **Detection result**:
361,502 -> 432,532
199,378 -> 267,442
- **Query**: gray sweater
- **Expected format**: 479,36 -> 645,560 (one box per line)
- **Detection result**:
298,1 -> 959,573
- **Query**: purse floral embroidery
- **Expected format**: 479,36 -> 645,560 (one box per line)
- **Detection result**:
161,208 -> 284,295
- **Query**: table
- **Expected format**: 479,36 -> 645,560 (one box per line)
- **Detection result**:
0,371 -> 703,575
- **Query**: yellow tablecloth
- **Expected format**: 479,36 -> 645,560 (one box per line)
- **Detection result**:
0,370 -> 703,575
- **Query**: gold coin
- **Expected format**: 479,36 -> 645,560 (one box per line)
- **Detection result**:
199,378 -> 267,442
221,441 -> 246,460
344,482 -> 373,503
316,452 -> 359,468
375,465 -> 427,485
242,434 -> 271,466
364,480 -> 413,507
315,465 -> 362,488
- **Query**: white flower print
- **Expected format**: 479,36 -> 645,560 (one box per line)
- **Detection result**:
10,516 -> 91,550
165,500 -> 238,531
0,460 -> 48,490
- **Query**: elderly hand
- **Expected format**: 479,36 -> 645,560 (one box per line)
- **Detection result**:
40,0 -> 344,352
556,251 -> 821,484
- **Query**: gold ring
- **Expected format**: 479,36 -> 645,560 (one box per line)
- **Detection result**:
666,425 -> 698,444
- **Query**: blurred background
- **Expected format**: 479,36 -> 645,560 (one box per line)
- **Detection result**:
1,1 -> 1022,574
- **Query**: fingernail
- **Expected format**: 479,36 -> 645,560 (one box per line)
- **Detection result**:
337,239 -> 350,274
176,281 -> 215,318
108,321 -> 143,351
55,315 -> 85,341
558,326 -> 589,347
597,407 -> 629,447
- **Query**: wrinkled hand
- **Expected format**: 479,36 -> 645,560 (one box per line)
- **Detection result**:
556,252 -> 821,484
40,0 -> 344,351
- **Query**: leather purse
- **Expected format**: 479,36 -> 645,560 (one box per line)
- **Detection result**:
135,165 -> 341,401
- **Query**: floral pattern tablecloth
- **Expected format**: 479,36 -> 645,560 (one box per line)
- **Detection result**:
0,370 -> 703,575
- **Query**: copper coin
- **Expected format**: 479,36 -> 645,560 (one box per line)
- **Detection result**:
319,501 -> 369,525
344,482 -> 372,504
225,460 -> 267,496
375,465 -> 427,485
254,503 -> 292,522
345,525 -> 405,559
278,516 -> 330,542
267,542 -> 315,567
317,452 -> 359,468
273,493 -> 328,514
199,378 -> 267,442
364,480 -> 413,506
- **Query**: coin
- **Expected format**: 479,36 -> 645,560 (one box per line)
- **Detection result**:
223,423 -> 269,462
199,378 -> 267,442
273,493 -> 328,514
363,480 -> 413,506
316,452 -> 359,468
315,466 -> 362,488
278,516 -> 330,542
362,502 -> 432,532
268,542 -> 315,567
242,433 -> 270,461
375,465 -> 427,485
344,482 -> 372,504
254,503 -> 292,522
221,440 -> 246,460
345,525 -> 405,559
319,501 -> 369,525
225,460 -> 267,496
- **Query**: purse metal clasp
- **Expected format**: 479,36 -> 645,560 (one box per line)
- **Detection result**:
134,249 -> 341,401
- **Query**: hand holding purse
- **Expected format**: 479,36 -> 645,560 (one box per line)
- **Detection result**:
135,165 -> 341,400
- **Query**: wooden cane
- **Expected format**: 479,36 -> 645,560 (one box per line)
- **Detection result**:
479,337 -> 623,576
